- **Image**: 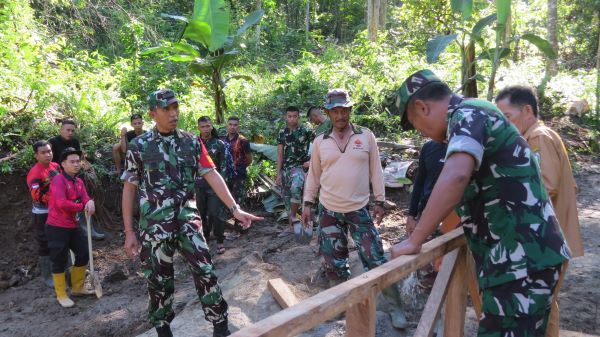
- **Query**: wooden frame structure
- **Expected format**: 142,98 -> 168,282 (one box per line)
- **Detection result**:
230,227 -> 481,337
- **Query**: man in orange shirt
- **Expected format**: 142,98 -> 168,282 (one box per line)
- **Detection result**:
496,85 -> 584,337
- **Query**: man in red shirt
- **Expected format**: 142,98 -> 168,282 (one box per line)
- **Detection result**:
47,147 -> 96,308
26,140 -> 61,287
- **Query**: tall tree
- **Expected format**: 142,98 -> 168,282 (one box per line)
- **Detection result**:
379,0 -> 387,30
546,0 -> 559,77
367,0 -> 380,41
596,10 -> 600,116
305,0 -> 310,39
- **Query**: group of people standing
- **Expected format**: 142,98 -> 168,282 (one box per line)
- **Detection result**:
25,68 -> 583,337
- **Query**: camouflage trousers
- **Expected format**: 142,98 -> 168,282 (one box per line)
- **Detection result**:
478,264 -> 562,337
196,185 -> 227,243
227,177 -> 246,207
140,221 -> 228,328
318,204 -> 386,280
281,166 -> 306,214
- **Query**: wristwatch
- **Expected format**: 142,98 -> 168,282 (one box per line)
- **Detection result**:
229,203 -> 240,213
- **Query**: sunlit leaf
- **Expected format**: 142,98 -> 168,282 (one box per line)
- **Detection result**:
472,14 -> 496,38
521,34 -> 557,60
451,0 -> 473,21
426,34 -> 458,63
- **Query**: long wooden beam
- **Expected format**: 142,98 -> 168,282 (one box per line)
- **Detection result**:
230,228 -> 467,337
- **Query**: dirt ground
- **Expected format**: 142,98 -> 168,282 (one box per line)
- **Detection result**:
0,163 -> 599,337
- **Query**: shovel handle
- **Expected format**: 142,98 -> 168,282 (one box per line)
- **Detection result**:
85,214 -> 95,274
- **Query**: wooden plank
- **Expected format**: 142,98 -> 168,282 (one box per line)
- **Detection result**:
444,246 -> 468,337
267,278 -> 299,309
229,228 -> 466,337
346,289 -> 377,337
466,251 -> 482,320
414,249 -> 460,337
376,141 -> 417,150
258,173 -> 283,197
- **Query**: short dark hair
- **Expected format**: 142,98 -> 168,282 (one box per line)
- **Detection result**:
495,86 -> 539,117
32,140 -> 49,153
285,106 -> 300,115
409,81 -> 452,105
61,119 -> 76,127
306,106 -> 321,118
130,114 -> 143,122
198,116 -> 212,124
227,116 -> 240,122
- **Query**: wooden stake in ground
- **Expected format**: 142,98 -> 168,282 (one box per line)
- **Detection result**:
267,278 -> 299,309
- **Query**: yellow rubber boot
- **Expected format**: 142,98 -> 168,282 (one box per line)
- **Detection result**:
52,273 -> 74,308
70,266 -> 94,296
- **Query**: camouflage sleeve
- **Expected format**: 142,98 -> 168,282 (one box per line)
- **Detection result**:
445,108 -> 488,170
217,140 -> 227,174
121,141 -> 142,186
277,129 -> 285,145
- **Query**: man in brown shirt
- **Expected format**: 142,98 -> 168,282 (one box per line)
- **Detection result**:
496,85 -> 584,337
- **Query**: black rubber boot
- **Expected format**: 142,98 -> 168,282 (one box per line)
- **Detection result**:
213,319 -> 231,337
156,325 -> 173,337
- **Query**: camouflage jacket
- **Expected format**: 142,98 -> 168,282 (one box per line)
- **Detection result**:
197,135 -> 232,188
445,95 -> 570,289
313,118 -> 332,138
122,127 -> 215,241
277,124 -> 313,169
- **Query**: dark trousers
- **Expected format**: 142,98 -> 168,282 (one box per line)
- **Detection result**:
196,185 -> 226,243
45,225 -> 89,273
32,213 -> 50,256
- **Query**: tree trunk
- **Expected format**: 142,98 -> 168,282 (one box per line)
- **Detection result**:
367,0 -> 380,41
462,41 -> 478,98
379,0 -> 387,30
255,0 -> 261,51
305,0 -> 310,39
212,69 -> 226,124
596,10 -> 600,117
546,0 -> 558,77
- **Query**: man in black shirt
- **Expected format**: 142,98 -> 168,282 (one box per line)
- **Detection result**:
49,120 -> 80,163
112,114 -> 145,175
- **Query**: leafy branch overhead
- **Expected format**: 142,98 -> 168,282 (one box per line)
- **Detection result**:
142,0 -> 264,123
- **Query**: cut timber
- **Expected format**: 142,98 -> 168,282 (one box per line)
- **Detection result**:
258,173 -> 283,198
346,289 -> 377,337
414,248 -> 460,337
444,247 -> 468,337
377,141 -> 417,150
230,228 -> 466,337
267,278 -> 299,309
466,251 -> 482,319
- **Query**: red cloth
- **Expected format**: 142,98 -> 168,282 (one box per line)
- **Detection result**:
46,173 -> 91,229
26,162 -> 60,207
199,139 -> 215,169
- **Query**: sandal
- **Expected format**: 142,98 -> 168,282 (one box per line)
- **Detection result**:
216,245 -> 226,255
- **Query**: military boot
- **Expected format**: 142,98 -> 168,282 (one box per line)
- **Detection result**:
213,319 -> 231,337
382,284 -> 409,329
156,324 -> 173,337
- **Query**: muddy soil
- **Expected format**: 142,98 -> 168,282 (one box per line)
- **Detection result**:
0,165 -> 598,337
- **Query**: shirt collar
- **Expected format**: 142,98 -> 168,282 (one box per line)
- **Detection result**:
323,123 -> 362,139
62,171 -> 77,182
151,127 -> 183,140
522,120 -> 543,140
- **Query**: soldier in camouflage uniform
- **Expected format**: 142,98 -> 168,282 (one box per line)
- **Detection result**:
276,106 -> 313,235
307,106 -> 332,138
196,116 -> 232,254
121,89 -> 262,337
302,89 -> 408,329
391,70 -> 570,337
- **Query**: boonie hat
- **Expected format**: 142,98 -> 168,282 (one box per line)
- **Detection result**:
394,69 -> 443,130
324,89 -> 354,110
148,89 -> 178,110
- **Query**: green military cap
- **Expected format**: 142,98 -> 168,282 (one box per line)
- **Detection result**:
395,69 -> 443,130
324,89 -> 354,110
147,89 -> 178,110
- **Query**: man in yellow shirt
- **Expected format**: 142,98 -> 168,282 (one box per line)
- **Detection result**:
496,85 -> 584,337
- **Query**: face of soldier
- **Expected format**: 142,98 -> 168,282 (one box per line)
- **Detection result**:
35,144 -> 53,166
227,120 -> 239,136
496,98 -> 535,135
327,107 -> 351,131
285,111 -> 299,129
150,103 -> 179,133
60,124 -> 76,140
406,99 -> 447,142
61,154 -> 81,176
198,121 -> 213,139
131,118 -> 144,133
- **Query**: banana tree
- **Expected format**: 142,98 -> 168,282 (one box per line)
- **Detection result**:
426,0 -> 557,100
143,0 -> 264,123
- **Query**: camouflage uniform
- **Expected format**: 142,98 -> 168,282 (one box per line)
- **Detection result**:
318,204 -> 386,280
313,118 -> 332,138
277,125 -> 313,213
396,69 -> 570,337
196,136 -> 231,243
122,127 -> 228,328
